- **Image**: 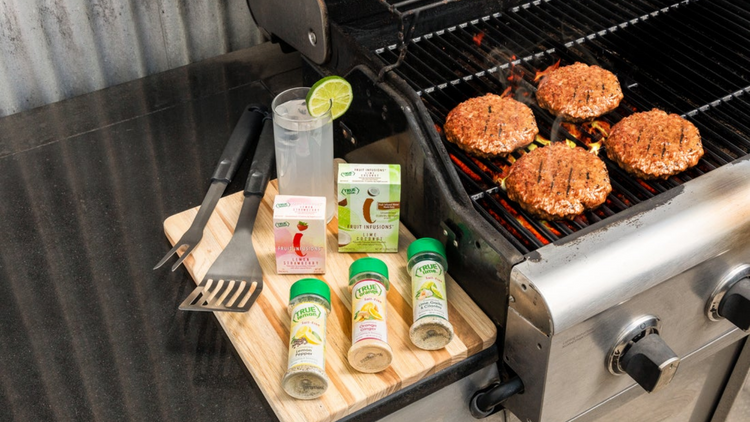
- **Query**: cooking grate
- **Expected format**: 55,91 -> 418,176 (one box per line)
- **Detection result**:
375,0 -> 750,253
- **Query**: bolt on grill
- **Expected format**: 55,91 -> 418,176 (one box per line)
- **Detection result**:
375,0 -> 750,253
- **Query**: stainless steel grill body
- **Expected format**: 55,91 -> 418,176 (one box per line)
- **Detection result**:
505,157 -> 750,421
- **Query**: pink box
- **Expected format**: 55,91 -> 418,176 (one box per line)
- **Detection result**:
273,195 -> 327,274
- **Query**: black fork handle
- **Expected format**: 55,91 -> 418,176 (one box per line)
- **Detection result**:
211,105 -> 268,183
245,118 -> 275,197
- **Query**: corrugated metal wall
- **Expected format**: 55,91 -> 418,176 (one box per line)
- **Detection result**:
0,0 -> 264,117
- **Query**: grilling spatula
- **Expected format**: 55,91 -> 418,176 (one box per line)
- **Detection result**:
154,105 -> 267,272
179,117 -> 274,312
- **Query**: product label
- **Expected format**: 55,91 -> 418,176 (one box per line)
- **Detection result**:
351,279 -> 388,344
337,164 -> 401,253
287,302 -> 327,370
274,195 -> 327,274
411,260 -> 449,321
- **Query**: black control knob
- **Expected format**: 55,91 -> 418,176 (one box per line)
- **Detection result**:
718,277 -> 750,330
620,333 -> 680,393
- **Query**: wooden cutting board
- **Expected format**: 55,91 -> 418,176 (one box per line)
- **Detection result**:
163,181 -> 496,422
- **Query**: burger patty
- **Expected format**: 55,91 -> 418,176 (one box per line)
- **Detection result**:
504,143 -> 612,220
536,62 -> 623,122
605,109 -> 703,179
444,94 -> 539,157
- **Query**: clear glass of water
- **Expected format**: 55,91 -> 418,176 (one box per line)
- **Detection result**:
272,87 -> 335,222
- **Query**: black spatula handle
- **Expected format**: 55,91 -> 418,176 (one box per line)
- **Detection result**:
245,118 -> 275,197
211,105 -> 268,183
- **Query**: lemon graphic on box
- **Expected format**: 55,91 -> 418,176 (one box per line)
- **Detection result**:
353,302 -> 383,322
415,281 -> 444,300
292,325 -> 323,345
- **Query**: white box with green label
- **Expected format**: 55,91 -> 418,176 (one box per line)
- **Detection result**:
337,163 -> 401,253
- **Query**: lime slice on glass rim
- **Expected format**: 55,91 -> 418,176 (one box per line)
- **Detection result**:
306,75 -> 353,119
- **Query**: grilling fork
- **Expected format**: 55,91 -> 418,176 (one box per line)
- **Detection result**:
154,105 -> 267,272
179,117 -> 274,312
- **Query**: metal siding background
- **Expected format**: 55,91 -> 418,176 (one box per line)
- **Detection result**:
0,0 -> 264,117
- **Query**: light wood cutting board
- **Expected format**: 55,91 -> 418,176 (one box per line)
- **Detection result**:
163,181 -> 496,422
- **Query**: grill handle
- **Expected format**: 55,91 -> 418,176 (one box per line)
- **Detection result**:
469,375 -> 524,419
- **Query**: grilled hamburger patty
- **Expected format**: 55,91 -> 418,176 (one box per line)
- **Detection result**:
504,143 -> 612,220
444,94 -> 538,157
605,109 -> 703,179
536,62 -> 623,122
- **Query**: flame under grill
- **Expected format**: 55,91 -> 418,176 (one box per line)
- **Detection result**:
375,0 -> 750,253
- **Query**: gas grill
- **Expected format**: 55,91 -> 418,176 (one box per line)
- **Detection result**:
251,1 -> 750,421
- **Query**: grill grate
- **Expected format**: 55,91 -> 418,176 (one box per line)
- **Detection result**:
375,0 -> 750,253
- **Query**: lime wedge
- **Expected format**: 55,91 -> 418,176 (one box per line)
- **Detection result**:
306,76 -> 353,119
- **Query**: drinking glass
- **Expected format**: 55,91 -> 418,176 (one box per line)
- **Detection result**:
272,87 -> 335,222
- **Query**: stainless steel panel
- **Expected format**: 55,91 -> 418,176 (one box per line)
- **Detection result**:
508,253 -> 749,422
579,339 -> 744,422
505,333 -> 746,422
503,307 -> 553,422
504,158 -> 750,422
726,380 -> 750,422
511,157 -> 750,335
378,364 -> 505,422
713,338 -> 750,422
0,0 -> 263,117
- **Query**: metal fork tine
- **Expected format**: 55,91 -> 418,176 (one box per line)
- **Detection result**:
153,242 -> 187,270
170,243 -> 198,272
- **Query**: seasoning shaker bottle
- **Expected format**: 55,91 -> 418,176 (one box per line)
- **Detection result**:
282,278 -> 331,399
347,257 -> 393,373
407,238 -> 454,350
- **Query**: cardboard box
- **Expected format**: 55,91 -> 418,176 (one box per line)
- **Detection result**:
273,195 -> 326,274
337,164 -> 401,253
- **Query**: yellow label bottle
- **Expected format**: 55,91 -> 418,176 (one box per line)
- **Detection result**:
408,238 -> 454,350
282,278 -> 331,399
347,257 -> 393,373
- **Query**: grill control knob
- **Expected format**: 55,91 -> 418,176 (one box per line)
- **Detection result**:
607,315 -> 680,393
707,265 -> 750,329
718,277 -> 750,330
620,333 -> 680,393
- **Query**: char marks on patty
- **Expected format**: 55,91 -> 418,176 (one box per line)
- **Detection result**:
443,93 -> 539,157
536,62 -> 623,122
503,143 -> 612,220
605,109 -> 703,179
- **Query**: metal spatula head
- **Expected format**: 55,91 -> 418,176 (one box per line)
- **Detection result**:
180,279 -> 262,312
178,199 -> 264,312
179,117 -> 274,313
179,244 -> 263,312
